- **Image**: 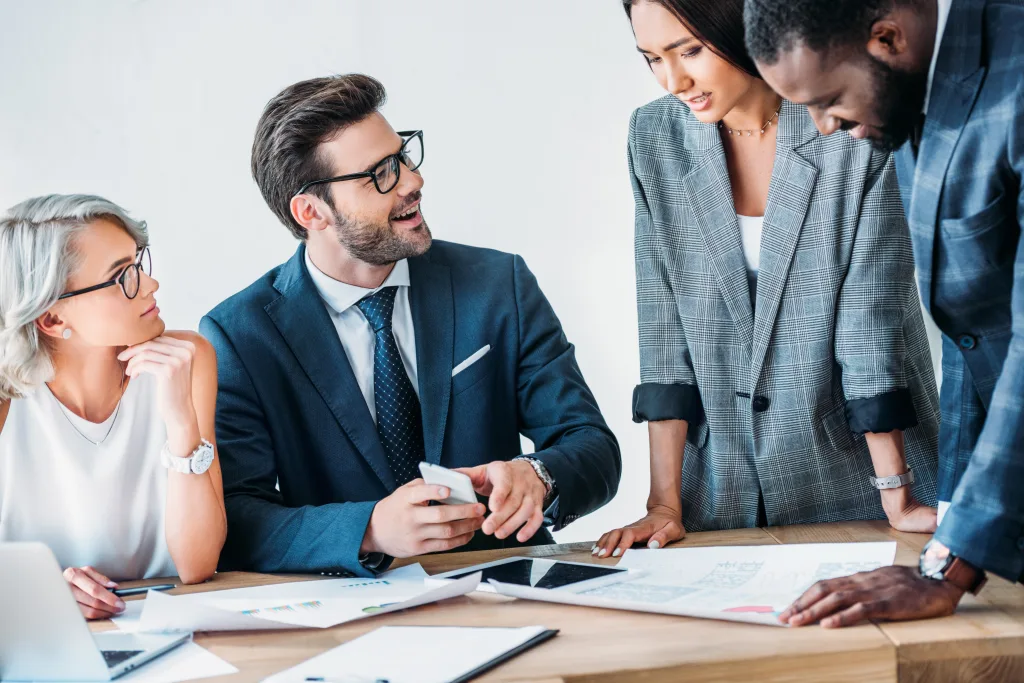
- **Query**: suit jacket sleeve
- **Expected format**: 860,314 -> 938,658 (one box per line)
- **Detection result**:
510,255 -> 621,530
629,110 -> 703,425
934,86 -> 1024,581
833,152 -> 921,433
199,315 -> 383,578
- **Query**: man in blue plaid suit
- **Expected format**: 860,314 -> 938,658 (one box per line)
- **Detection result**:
743,0 -> 1023,626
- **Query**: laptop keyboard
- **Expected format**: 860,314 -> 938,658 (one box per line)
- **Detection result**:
102,650 -> 144,668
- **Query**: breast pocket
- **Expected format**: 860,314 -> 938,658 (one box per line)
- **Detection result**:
940,193 -> 1014,271
451,350 -> 496,396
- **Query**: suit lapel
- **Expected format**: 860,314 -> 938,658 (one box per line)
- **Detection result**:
905,0 -> 986,311
265,246 -> 397,491
681,125 -> 755,350
750,101 -> 819,384
408,253 -> 454,466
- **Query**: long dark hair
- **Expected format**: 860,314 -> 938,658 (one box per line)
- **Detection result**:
623,0 -> 760,78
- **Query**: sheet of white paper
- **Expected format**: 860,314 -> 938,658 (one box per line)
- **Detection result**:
112,599 -> 146,632
117,642 -> 237,683
136,572 -> 480,633
380,563 -> 430,581
261,625 -> 549,683
491,542 -> 896,627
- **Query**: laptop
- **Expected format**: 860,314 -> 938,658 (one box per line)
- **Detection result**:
0,542 -> 190,681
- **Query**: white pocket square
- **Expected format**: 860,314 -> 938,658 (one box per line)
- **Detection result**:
452,345 -> 491,378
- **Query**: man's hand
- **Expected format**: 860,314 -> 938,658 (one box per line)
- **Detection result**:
780,565 -> 965,628
458,460 -> 548,543
360,479 -> 486,558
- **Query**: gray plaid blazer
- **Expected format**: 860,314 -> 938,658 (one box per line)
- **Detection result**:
897,0 -> 1024,581
630,98 -> 940,531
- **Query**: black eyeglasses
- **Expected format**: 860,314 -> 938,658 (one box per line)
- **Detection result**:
59,247 -> 152,301
296,130 -> 424,197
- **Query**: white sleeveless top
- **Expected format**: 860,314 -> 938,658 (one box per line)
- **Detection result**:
0,373 -> 177,580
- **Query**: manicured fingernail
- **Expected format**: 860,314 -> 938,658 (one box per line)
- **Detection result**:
591,546 -> 598,555
648,540 -> 661,549
115,599 -> 126,611
612,548 -> 622,557
438,487 -> 449,497
107,581 -> 118,588
598,549 -> 608,557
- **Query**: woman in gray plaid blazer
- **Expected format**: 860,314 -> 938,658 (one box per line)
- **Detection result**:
596,0 -> 940,557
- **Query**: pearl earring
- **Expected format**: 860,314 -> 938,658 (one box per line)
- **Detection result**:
62,329 -> 72,340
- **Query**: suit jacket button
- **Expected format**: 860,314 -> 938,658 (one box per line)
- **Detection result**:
752,396 -> 770,413
958,335 -> 977,350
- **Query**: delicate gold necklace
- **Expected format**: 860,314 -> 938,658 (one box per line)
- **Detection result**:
719,102 -> 783,137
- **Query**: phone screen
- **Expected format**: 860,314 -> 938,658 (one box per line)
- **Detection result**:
447,559 -> 624,589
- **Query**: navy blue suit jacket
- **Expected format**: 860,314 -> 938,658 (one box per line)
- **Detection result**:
201,241 -> 620,577
894,0 -> 1024,580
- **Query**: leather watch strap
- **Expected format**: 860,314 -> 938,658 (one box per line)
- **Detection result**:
943,557 -> 988,595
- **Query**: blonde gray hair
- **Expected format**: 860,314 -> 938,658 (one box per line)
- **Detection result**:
0,194 -> 149,401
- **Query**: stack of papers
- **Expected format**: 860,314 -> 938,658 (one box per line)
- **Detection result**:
492,542 -> 897,626
114,564 -> 480,634
262,625 -> 555,683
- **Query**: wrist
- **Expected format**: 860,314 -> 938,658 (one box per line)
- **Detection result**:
879,486 -> 914,517
360,510 -> 380,555
646,500 -> 682,518
165,413 -> 201,458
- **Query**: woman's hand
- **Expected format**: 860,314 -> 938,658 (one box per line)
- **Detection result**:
593,505 -> 686,558
63,566 -> 125,620
119,336 -> 200,455
882,489 -> 938,533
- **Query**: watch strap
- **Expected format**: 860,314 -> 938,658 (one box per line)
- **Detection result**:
515,457 -> 557,508
943,557 -> 988,595
869,469 -> 915,490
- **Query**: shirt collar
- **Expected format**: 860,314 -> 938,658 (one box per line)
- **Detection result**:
923,0 -> 953,113
304,249 -> 411,315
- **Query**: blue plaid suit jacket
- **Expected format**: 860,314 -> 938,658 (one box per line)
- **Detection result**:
894,0 -> 1024,581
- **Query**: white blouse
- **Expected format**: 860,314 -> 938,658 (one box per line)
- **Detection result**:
0,373 -> 176,579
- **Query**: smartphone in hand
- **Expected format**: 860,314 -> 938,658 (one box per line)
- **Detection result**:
418,462 -> 478,505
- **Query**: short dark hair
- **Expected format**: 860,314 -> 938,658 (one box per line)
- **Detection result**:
744,0 -> 911,65
623,0 -> 759,79
251,74 -> 387,240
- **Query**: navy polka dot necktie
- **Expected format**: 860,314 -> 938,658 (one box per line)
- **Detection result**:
356,286 -> 425,486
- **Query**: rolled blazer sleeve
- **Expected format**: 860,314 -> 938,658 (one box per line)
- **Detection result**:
935,87 -> 1024,582
629,110 -> 703,425
833,152 -> 920,433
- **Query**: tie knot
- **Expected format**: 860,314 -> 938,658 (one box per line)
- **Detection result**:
356,286 -> 399,333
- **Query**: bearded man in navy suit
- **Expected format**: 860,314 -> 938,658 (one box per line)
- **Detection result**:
202,74 -> 620,577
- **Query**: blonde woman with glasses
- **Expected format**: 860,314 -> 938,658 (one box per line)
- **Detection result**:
0,195 -> 226,619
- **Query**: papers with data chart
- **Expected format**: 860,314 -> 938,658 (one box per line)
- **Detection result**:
119,565 -> 480,633
491,542 -> 897,626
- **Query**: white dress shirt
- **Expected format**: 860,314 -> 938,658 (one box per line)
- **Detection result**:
305,250 -> 418,423
923,0 -> 953,113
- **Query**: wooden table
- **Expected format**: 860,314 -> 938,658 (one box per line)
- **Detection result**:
94,521 -> 1024,682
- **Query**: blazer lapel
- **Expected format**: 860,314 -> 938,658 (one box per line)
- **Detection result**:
905,0 -> 986,311
265,246 -> 397,491
750,101 -> 819,384
408,253 -> 454,466
681,123 -> 755,349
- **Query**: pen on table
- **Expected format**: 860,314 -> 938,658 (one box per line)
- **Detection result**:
112,583 -> 176,598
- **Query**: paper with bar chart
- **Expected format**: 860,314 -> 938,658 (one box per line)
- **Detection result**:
126,565 -> 480,633
491,542 -> 896,626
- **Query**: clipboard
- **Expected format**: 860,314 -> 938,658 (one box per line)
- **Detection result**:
448,628 -> 559,683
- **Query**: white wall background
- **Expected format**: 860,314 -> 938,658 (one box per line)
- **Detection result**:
0,1 -> 941,543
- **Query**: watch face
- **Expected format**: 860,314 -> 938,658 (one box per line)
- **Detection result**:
191,445 -> 215,474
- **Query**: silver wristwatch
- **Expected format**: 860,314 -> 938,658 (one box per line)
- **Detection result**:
161,439 -> 215,475
869,469 -> 914,490
516,456 -> 557,508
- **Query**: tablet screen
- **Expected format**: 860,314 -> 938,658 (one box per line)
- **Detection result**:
447,559 -> 625,589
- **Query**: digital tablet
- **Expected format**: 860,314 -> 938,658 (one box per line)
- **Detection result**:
429,557 -> 637,593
